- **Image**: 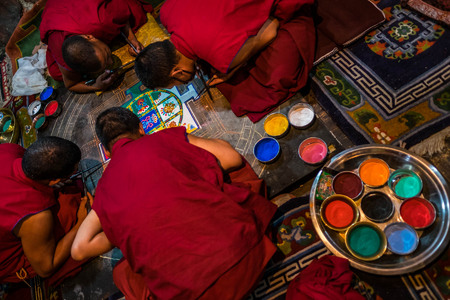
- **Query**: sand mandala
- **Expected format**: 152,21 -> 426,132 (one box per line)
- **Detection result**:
122,80 -> 201,135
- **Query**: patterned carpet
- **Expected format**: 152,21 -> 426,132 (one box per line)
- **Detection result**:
311,0 -> 449,150
249,196 -> 450,300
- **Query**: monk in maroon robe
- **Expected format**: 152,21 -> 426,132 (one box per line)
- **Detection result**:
134,0 -> 316,122
39,0 -> 152,93
71,107 -> 277,299
0,138 -> 90,288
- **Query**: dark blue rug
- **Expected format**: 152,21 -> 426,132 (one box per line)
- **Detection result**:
311,0 -> 450,148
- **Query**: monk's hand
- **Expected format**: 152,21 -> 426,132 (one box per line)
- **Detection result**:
128,40 -> 143,56
206,73 -> 230,87
77,195 -> 90,223
94,70 -> 120,90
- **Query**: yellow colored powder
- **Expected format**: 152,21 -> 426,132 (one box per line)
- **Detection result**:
264,115 -> 289,136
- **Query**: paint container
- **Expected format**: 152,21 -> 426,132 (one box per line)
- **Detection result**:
384,222 -> 419,255
400,197 -> 436,229
44,100 -> 62,118
263,113 -> 290,138
288,103 -> 315,129
28,100 -> 43,118
345,222 -> 387,261
360,191 -> 394,223
388,169 -> 423,199
298,137 -> 328,165
332,171 -> 364,200
253,137 -> 281,164
358,158 -> 390,187
320,194 -> 359,231
32,113 -> 48,131
40,86 -> 57,102
0,116 -> 13,133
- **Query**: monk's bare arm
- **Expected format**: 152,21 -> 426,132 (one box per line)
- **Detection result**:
187,134 -> 243,171
208,18 -> 279,86
59,66 -> 119,93
71,210 -> 114,261
121,22 -> 143,56
14,195 -> 88,278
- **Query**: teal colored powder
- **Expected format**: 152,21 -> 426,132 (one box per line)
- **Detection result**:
2,119 -> 11,132
35,117 -> 45,129
395,175 -> 421,198
348,226 -> 381,257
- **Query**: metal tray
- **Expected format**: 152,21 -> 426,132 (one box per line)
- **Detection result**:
310,145 -> 450,275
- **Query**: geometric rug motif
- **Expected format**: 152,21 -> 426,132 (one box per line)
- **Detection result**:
247,197 -> 330,300
312,0 -> 450,148
248,196 -> 450,300
247,197 -> 381,300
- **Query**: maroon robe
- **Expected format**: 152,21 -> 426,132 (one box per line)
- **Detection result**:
160,0 -> 316,122
39,0 -> 151,81
0,144 -> 84,287
93,127 -> 277,299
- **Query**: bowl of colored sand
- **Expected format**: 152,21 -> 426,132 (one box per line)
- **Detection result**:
253,137 -> 280,164
360,191 -> 394,223
263,113 -> 290,138
28,100 -> 43,118
400,197 -> 436,230
345,222 -> 387,261
320,194 -> 359,231
332,171 -> 364,200
40,86 -> 57,102
384,222 -> 419,255
388,169 -> 423,199
298,137 -> 328,165
44,100 -> 62,118
288,103 -> 315,129
32,114 -> 48,131
358,158 -> 390,188
0,116 -> 14,133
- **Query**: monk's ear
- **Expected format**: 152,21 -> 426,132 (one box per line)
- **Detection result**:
170,67 -> 183,77
139,123 -> 145,136
104,149 -> 112,159
82,34 -> 95,41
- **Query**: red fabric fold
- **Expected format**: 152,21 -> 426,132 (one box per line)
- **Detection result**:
217,6 -> 316,122
286,255 -> 365,300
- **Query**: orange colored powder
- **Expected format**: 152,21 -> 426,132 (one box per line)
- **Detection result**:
359,161 -> 389,186
264,115 -> 289,137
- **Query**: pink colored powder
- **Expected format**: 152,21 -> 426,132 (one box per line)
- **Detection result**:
300,142 -> 327,164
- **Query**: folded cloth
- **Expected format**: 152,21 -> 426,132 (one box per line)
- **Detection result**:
286,255 -> 365,300
11,49 -> 47,96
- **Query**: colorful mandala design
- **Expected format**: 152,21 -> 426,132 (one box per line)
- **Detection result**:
124,89 -> 183,135
365,4 -> 446,60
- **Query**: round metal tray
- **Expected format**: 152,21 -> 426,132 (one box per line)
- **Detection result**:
310,145 -> 450,275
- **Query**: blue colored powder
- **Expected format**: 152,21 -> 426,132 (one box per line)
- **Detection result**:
254,138 -> 279,162
40,86 -> 53,101
387,227 -> 417,255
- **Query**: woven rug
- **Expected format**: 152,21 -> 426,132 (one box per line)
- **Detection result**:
311,0 -> 450,153
250,196 -> 450,300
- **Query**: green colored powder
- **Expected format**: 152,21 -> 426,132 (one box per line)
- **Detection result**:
2,119 -> 11,132
348,225 -> 381,257
35,117 -> 45,129
395,176 -> 421,198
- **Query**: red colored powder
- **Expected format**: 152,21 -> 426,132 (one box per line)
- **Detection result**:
400,198 -> 435,228
45,101 -> 58,116
325,200 -> 355,228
